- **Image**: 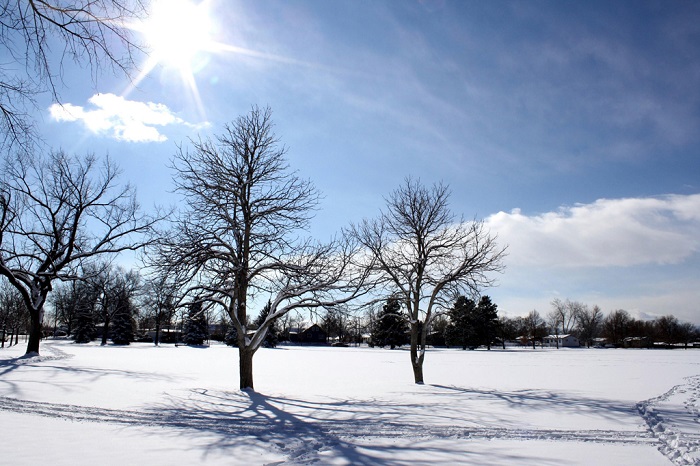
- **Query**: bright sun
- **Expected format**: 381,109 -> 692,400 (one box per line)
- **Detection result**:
140,0 -> 215,72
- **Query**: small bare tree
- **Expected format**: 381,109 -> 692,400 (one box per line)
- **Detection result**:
350,178 -> 506,384
575,304 -> 603,348
0,150 -> 159,355
141,272 -> 180,346
550,298 -> 581,334
0,0 -> 146,149
523,309 -> 546,349
0,279 -> 27,347
155,106 -> 367,390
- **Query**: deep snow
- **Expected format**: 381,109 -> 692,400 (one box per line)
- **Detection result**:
1,341 -> 699,465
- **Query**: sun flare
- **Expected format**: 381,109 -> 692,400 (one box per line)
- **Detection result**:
140,0 -> 215,72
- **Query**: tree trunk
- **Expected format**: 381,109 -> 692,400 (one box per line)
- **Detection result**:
26,308 -> 42,355
239,347 -> 255,390
154,318 -> 161,346
409,322 -> 424,384
411,358 -> 424,384
101,317 -> 110,346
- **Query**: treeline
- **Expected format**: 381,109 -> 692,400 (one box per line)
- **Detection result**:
0,265 -> 213,347
366,296 -> 699,350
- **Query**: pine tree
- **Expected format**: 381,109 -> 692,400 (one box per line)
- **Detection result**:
372,298 -> 408,349
476,295 -> 499,350
444,296 -> 478,350
73,307 -> 96,343
224,326 -> 238,346
110,289 -> 135,345
183,301 -> 209,345
253,302 -> 279,348
71,281 -> 99,344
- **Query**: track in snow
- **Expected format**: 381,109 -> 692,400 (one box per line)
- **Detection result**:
638,375 -> 700,465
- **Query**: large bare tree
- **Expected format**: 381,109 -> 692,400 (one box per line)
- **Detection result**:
0,150 -> 159,355
0,0 -> 146,149
156,106 -> 367,390
350,178 -> 506,384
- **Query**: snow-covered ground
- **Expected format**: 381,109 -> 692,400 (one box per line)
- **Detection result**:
1,341 -> 699,465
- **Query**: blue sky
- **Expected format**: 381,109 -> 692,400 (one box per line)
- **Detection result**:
33,0 -> 700,323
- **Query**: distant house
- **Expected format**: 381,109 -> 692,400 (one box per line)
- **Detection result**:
289,323 -> 327,345
543,334 -> 580,348
623,336 -> 652,348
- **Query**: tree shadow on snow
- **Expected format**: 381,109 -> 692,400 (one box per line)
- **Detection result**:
430,384 -> 639,424
142,389 -> 567,465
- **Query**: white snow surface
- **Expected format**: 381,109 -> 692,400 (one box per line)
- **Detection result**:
1,341 -> 699,465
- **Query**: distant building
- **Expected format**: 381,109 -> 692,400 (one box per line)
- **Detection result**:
623,336 -> 652,348
543,334 -> 580,348
288,323 -> 327,345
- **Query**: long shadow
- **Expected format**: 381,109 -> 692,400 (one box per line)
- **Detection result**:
430,384 -> 639,422
148,389 -> 636,466
146,389 -> 556,465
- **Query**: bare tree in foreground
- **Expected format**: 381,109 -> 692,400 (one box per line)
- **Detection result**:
350,178 -> 506,384
155,106 -> 367,390
0,0 -> 146,149
0,151 -> 159,355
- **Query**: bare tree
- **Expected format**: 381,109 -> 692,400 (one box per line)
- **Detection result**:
50,278 -> 85,337
550,298 -> 580,333
0,279 -> 27,347
0,0 -> 146,149
676,321 -> 698,349
350,178 -> 506,384
546,309 -> 562,348
0,150 -> 159,355
141,272 -> 179,346
575,304 -> 603,348
523,309 -> 546,349
602,309 -> 632,347
92,264 -> 140,345
154,106 -> 367,390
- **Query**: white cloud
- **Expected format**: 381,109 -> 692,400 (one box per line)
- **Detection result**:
486,194 -> 700,268
49,93 -> 202,142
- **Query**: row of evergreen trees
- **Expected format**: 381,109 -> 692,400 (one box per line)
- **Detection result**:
370,295 -> 500,350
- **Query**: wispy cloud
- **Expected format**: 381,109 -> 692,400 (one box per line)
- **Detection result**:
486,194 -> 700,268
49,93 -> 206,142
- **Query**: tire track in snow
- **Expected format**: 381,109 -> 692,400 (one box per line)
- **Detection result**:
637,375 -> 700,465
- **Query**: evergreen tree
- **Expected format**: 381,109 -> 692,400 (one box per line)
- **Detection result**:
73,307 -> 96,343
71,280 -> 99,344
445,296 -> 478,350
110,288 -> 135,345
224,326 -> 238,346
183,301 -> 209,345
476,295 -> 499,350
253,302 -> 279,348
372,298 -> 408,349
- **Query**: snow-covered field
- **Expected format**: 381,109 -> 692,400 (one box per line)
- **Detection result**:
1,341 -> 699,465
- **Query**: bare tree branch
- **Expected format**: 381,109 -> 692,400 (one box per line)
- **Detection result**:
0,0 -> 146,149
